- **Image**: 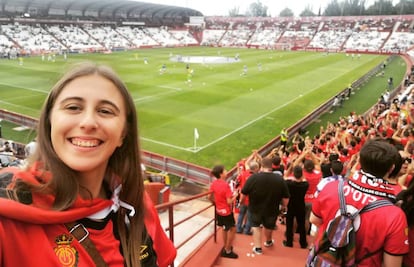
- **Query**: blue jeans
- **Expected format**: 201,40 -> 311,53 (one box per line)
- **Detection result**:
236,204 -> 251,233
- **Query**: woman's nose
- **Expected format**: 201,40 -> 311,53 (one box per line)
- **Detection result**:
79,110 -> 98,130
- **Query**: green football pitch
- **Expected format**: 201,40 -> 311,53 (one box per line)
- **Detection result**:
0,47 -> 391,167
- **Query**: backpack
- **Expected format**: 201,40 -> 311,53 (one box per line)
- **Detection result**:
306,179 -> 393,267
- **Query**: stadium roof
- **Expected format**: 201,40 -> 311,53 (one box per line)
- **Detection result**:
0,0 -> 203,21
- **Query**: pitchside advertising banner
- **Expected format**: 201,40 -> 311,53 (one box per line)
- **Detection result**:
189,16 -> 204,25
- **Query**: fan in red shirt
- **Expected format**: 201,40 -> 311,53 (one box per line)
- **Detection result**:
209,165 -> 239,259
302,157 -> 322,234
310,139 -> 409,267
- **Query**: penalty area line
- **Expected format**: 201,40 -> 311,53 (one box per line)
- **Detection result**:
141,137 -> 203,153
133,85 -> 182,103
196,71 -> 346,152
158,85 -> 182,91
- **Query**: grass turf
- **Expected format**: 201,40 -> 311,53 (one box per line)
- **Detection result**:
0,47 -> 403,168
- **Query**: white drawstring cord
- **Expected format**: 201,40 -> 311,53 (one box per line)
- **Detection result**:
87,185 -> 136,220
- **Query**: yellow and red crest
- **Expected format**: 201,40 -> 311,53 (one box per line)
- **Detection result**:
140,244 -> 150,261
54,234 -> 79,267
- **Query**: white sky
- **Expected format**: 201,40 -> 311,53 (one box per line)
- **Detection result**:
138,0 -> 328,16
136,0 -> 398,17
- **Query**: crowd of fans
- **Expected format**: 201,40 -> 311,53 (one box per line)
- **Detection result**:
227,77 -> 414,264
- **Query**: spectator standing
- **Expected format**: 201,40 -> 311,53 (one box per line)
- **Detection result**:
310,139 -> 409,266
311,160 -> 344,238
283,165 -> 309,249
272,155 -> 285,176
302,156 -> 322,234
346,84 -> 352,98
24,137 -> 37,158
320,153 -> 339,178
241,157 -> 290,255
280,128 -> 288,151
209,165 -> 239,259
236,160 -> 259,235
314,160 -> 344,197
330,96 -> 340,113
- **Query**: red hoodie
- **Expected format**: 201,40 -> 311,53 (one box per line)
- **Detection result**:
0,167 -> 176,267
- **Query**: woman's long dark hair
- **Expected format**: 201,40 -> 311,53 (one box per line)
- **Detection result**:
23,62 -> 144,267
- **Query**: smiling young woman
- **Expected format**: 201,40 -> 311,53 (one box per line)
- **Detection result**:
0,62 -> 176,267
50,74 -> 127,198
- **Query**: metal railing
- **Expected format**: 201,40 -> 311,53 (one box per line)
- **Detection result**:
154,191 -> 216,267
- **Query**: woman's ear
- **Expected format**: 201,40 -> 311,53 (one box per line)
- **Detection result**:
118,130 -> 127,147
118,137 -> 124,147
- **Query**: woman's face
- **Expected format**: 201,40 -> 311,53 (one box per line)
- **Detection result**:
50,74 -> 126,180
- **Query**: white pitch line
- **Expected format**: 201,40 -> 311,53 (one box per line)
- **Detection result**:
134,85 -> 182,103
0,81 -> 49,94
4,95 -> 42,102
139,69 -> 350,153
158,85 -> 182,91
195,97 -> 300,151
195,73 -> 346,152
134,91 -> 176,102
140,137 -> 195,152
0,99 -> 40,112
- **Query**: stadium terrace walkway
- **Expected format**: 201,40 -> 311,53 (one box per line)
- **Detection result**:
158,182 -> 310,266
207,223 -> 309,267
180,221 -> 311,267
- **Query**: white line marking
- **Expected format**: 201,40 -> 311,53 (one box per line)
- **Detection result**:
194,73 -> 345,152
141,137 -> 195,152
134,85 -> 182,103
158,85 -> 182,91
0,100 -> 39,112
0,81 -> 48,94
141,72 -> 343,153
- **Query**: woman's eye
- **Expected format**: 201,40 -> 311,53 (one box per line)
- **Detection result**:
99,108 -> 115,115
65,105 -> 81,111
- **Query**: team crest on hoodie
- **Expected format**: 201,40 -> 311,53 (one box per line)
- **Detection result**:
54,234 -> 79,267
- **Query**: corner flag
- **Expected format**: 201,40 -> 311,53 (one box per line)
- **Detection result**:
194,128 -> 199,140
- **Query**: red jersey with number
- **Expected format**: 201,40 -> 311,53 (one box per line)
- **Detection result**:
312,172 -> 409,266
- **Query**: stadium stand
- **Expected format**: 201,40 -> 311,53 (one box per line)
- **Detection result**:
247,27 -> 283,48
0,1 -> 414,55
169,29 -> 199,46
200,29 -> 226,46
116,26 -> 159,47
308,30 -> 350,51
